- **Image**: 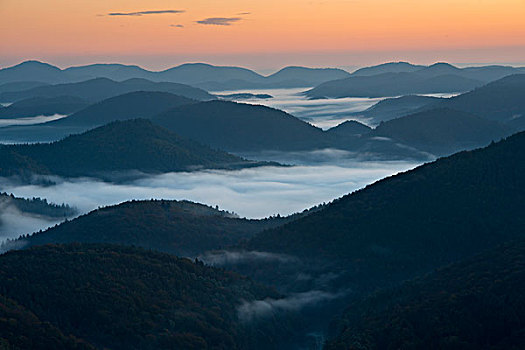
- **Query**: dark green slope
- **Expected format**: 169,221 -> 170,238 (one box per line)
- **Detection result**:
0,119 -> 253,179
0,96 -> 89,119
326,240 -> 525,350
0,192 -> 76,219
0,77 -> 214,103
0,295 -> 95,350
152,100 -> 330,152
0,244 -> 282,350
246,131 -> 525,284
372,108 -> 512,155
19,200 -> 291,257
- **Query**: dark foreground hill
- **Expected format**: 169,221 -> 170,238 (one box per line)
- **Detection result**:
15,200 -> 293,257
0,119 -> 261,180
372,108 -> 512,155
0,244 -> 284,349
245,131 -> 525,288
0,77 -> 214,103
326,240 -> 525,350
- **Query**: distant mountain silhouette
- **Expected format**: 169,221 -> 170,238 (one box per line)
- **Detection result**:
350,62 -> 425,76
0,81 -> 50,94
0,119 -> 262,179
15,200 -> 293,257
217,93 -> 273,100
372,108 -> 512,155
326,120 -> 372,137
354,95 -> 441,124
0,77 -> 214,103
326,240 -> 525,350
265,66 -> 350,85
0,96 -> 89,119
0,243 -> 284,349
0,61 -> 67,84
305,72 -> 483,98
245,131 -> 525,289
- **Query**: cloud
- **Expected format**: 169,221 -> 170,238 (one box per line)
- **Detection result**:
198,250 -> 298,266
238,290 -> 347,322
108,10 -> 184,17
170,24 -> 184,28
196,17 -> 242,26
237,12 -> 251,15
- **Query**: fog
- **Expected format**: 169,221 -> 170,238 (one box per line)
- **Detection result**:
0,114 -> 68,127
0,160 -> 417,241
199,250 -> 298,265
212,87 -> 383,129
238,290 -> 347,323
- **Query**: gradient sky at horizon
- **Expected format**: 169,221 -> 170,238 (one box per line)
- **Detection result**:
1,0 -> 525,71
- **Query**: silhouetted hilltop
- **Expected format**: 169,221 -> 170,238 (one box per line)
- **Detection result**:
354,95 -> 441,124
266,66 -> 350,85
0,192 -> 77,219
0,77 -> 214,103
351,62 -> 425,76
0,96 -> 89,119
326,120 -> 372,137
16,199 -> 292,257
151,100 -> 330,152
0,243 -> 284,349
0,61 -> 66,84
0,119 -> 257,179
372,108 -> 512,155
326,240 -> 525,349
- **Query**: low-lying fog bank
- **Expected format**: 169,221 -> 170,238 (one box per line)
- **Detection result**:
0,161 -> 418,241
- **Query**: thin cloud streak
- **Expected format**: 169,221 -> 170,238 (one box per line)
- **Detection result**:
196,17 -> 242,26
108,10 -> 184,17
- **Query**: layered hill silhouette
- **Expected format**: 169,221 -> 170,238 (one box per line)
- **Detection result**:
0,77 -> 214,103
14,200 -> 293,257
0,244 -> 284,349
326,240 -> 525,350
0,96 -> 89,119
0,119 -> 263,179
372,108 -> 512,155
0,192 -> 76,219
326,120 -> 372,137
245,131 -> 525,288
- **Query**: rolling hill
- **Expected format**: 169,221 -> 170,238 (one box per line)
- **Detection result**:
0,96 -> 89,119
372,108 -> 512,155
0,243 -> 284,349
15,200 -> 292,257
0,77 -> 214,103
245,130 -> 525,288
0,119 -> 262,179
326,240 -> 525,350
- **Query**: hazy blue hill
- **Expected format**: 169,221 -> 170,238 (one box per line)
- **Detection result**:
0,295 -> 95,350
16,199 -> 293,257
304,72 -> 483,98
63,63 -> 152,81
326,240 -> 525,350
372,108 -> 512,155
217,93 -> 273,100
0,61 -> 66,84
0,96 -> 89,119
429,74 -> 525,124
0,119 -> 256,179
350,62 -> 425,76
151,100 -> 331,152
0,81 -> 50,94
326,120 -> 372,137
51,91 -> 196,127
266,66 -> 350,85
157,62 -> 265,84
245,131 -> 525,287
355,95 -> 441,124
0,244 -> 284,349
0,77 -> 215,103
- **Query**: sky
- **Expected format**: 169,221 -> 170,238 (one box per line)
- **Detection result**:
1,0 -> 525,71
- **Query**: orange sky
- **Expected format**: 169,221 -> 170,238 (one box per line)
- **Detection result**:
1,0 -> 525,70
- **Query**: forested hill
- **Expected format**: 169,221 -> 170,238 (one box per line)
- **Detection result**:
0,192 -> 76,218
326,240 -> 525,350
0,244 -> 285,349
0,119 -> 265,179
16,200 -> 293,257
246,131 -> 525,283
